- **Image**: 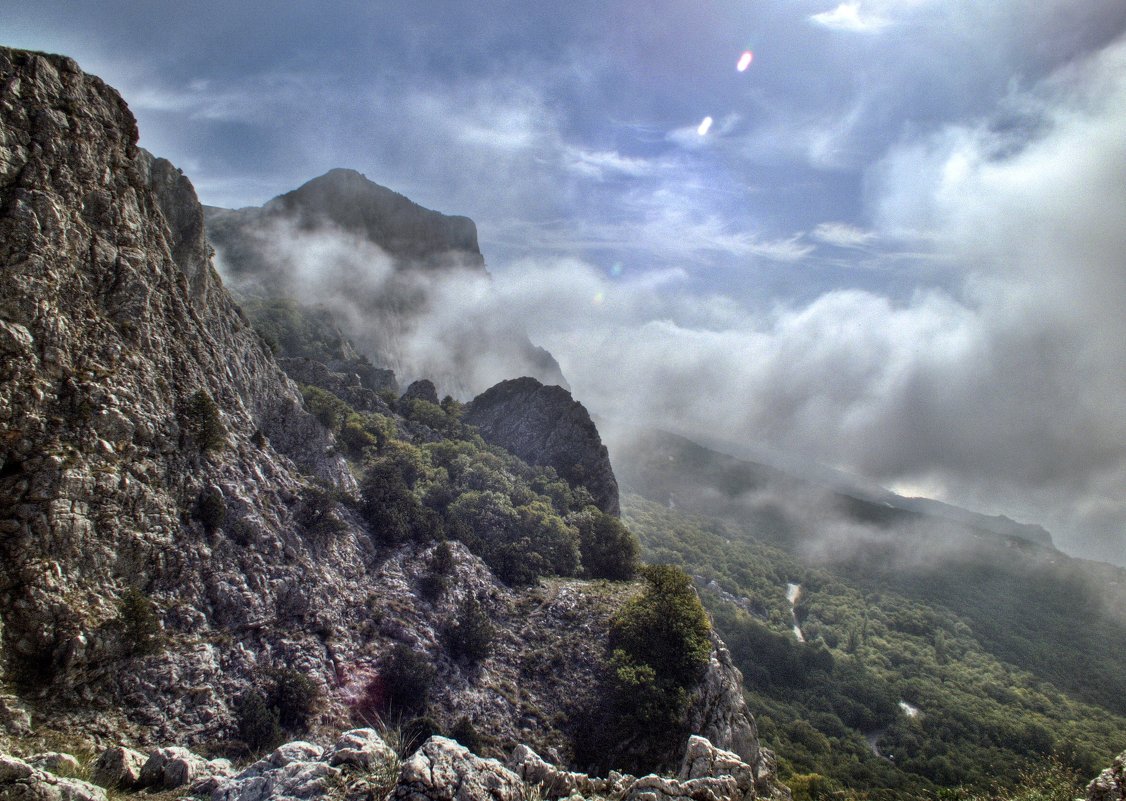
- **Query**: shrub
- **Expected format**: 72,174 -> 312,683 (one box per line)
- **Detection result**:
572,507 -> 639,580
197,486 -> 227,534
300,384 -> 353,432
431,541 -> 456,575
117,587 -> 163,657
266,668 -> 321,731
449,716 -> 483,753
340,412 -> 380,456
183,389 -> 226,452
361,457 -> 430,546
381,643 -> 435,716
446,491 -> 579,585
583,564 -> 712,773
236,691 -> 282,752
610,565 -> 711,690
297,482 -> 347,539
444,595 -> 495,664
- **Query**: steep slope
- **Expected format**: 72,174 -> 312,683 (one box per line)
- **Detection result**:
0,48 -> 772,789
204,170 -> 566,397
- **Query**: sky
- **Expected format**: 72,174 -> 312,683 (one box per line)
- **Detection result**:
6,0 -> 1126,565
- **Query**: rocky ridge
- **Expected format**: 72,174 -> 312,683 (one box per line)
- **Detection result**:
0,45 -> 771,790
0,728 -> 786,801
464,378 -> 620,517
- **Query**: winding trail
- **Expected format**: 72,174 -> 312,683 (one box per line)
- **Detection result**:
786,582 -> 805,643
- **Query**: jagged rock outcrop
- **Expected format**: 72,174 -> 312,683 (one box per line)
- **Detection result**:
395,736 -> 524,801
210,168 -> 487,273
1089,751 -> 1126,801
401,379 -> 440,406
684,636 -> 763,779
464,378 -> 620,516
0,726 -> 785,801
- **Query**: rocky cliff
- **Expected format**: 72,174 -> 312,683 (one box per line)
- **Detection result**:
465,378 -> 621,517
0,46 -> 771,791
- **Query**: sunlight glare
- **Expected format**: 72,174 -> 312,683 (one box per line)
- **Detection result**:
737,50 -> 753,72
697,116 -> 713,136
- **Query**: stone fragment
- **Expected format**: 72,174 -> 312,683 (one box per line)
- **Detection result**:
138,746 -> 214,790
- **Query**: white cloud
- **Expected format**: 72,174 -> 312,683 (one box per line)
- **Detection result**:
809,3 -> 891,33
812,222 -> 877,248
563,147 -> 660,180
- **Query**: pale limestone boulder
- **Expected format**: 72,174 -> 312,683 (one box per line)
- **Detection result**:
324,728 -> 396,772
395,736 -> 523,801
210,761 -> 342,801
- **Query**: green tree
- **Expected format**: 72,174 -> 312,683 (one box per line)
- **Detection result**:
572,507 -> 639,580
182,389 -> 226,452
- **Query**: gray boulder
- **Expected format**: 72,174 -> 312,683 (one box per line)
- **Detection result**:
90,746 -> 146,790
138,746 -> 231,791
394,736 -> 523,801
210,761 -> 341,801
324,728 -> 396,772
0,754 -> 107,801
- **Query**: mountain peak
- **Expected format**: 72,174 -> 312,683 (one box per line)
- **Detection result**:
262,168 -> 484,268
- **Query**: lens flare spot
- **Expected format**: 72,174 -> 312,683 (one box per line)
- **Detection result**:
609,262 -> 623,278
737,50 -> 754,72
697,116 -> 713,136
592,291 -> 605,305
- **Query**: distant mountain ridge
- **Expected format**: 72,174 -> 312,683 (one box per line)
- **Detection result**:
204,169 -> 567,397
609,426 -> 1055,551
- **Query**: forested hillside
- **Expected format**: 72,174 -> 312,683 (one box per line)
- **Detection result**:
624,493 -> 1126,796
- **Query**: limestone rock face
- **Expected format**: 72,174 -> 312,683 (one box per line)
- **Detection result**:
1088,751 -> 1126,801
464,378 -> 620,516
